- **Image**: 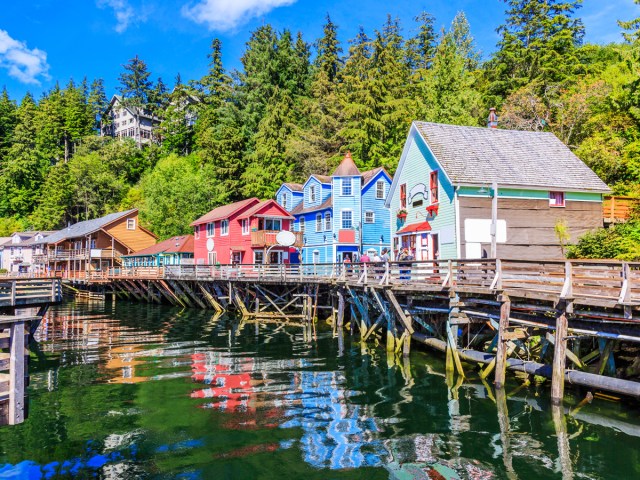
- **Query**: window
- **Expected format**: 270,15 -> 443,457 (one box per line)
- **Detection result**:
206,222 -> 215,237
325,212 -> 331,231
364,211 -> 375,223
400,183 -> 407,208
316,213 -> 322,232
282,193 -> 288,209
299,217 -> 305,232
208,252 -> 217,265
126,218 -> 136,230
265,218 -> 281,231
549,191 -> 565,207
241,219 -> 249,235
194,226 -> 200,239
254,251 -> 264,264
90,239 -> 96,249
221,219 -> 229,235
430,171 -> 439,204
341,210 -> 353,229
376,180 -> 385,199
309,185 -> 317,203
342,178 -> 353,196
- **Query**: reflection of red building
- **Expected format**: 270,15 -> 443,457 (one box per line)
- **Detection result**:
191,353 -> 253,412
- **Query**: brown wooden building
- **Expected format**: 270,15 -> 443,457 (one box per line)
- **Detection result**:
33,209 -> 157,276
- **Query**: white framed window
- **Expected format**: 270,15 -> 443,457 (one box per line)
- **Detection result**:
549,191 -> 565,207
342,178 -> 352,196
221,219 -> 229,235
265,218 -> 281,230
376,180 -> 385,199
194,226 -> 200,239
206,222 -> 215,237
309,185 -> 317,203
126,218 -> 136,230
208,252 -> 217,264
241,219 -> 249,235
325,212 -> 331,231
254,251 -> 264,264
364,211 -> 375,223
316,213 -> 322,232
299,217 -> 305,232
282,193 -> 288,209
341,210 -> 353,229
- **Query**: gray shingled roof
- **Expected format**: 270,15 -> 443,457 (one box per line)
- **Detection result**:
414,122 -> 610,193
37,210 -> 138,244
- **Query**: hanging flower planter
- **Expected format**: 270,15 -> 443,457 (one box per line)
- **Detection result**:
397,209 -> 407,220
426,204 -> 439,216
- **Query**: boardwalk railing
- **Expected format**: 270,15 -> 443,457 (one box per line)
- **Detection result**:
0,278 -> 63,308
103,259 -> 640,309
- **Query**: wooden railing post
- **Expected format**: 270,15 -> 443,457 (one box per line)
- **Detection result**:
494,293 -> 511,389
10,281 -> 16,305
9,320 -> 25,425
561,261 -> 573,299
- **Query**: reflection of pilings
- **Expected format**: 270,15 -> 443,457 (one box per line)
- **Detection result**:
411,332 -> 640,397
495,388 -> 518,480
551,404 -> 574,480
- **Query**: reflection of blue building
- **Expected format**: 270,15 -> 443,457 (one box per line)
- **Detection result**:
281,370 -> 385,469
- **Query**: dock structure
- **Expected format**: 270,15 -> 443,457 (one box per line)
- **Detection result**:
0,277 -> 62,425
61,259 -> 640,403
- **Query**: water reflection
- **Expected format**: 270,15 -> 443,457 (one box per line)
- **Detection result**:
0,302 -> 638,479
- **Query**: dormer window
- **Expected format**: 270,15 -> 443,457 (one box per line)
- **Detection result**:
309,185 -> 317,203
282,193 -> 288,209
342,178 -> 352,196
126,218 -> 136,230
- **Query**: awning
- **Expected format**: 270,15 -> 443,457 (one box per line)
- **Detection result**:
396,221 -> 431,235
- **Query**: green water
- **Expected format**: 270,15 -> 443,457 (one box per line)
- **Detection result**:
1,301 -> 639,479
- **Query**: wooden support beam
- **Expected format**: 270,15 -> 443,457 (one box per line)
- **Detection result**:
384,290 -> 414,334
337,289 -> 345,329
494,293 -> 511,388
169,280 -> 194,307
159,280 -> 186,308
551,301 -> 571,405
180,282 -> 207,309
9,320 -> 25,425
198,283 -> 224,313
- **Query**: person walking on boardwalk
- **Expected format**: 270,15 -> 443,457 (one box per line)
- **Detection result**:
398,247 -> 412,282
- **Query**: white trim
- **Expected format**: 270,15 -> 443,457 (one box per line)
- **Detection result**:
454,189 -> 461,259
341,178 -> 353,196
126,218 -> 136,230
364,210 -> 375,224
315,213 -> 323,232
454,182 -> 610,194
375,180 -> 386,200
220,219 -> 229,236
241,219 -> 249,235
324,211 -> 331,231
206,222 -> 215,238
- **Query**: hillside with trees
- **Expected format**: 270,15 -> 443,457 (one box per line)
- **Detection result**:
0,0 -> 639,257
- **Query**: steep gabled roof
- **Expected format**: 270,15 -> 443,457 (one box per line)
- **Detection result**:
332,151 -> 360,176
36,210 -> 140,245
190,198 -> 260,226
292,196 -> 333,215
284,183 -> 303,192
237,199 -> 294,219
361,167 -> 390,186
123,235 -> 194,257
412,122 -> 610,193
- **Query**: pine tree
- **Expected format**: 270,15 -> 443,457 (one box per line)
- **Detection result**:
489,0 -> 585,98
0,88 -> 17,165
149,77 -> 169,116
118,55 -> 155,146
35,83 -> 65,163
196,38 -> 231,107
62,79 -> 93,161
406,12 -> 437,73
88,78 -> 108,131
315,15 -> 342,83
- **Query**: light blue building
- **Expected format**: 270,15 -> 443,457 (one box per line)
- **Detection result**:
275,153 -> 392,264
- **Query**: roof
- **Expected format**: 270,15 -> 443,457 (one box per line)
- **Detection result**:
311,174 -> 332,184
190,198 -> 260,226
397,221 -> 432,235
362,167 -> 390,186
237,200 -> 294,220
332,152 -> 360,176
292,196 -> 333,215
122,235 -> 194,257
0,237 -> 11,247
284,183 -> 303,192
36,210 -> 139,245
411,122 -> 610,193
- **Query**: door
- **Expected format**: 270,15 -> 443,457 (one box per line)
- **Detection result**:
431,233 -> 439,260
269,251 -> 282,264
232,252 -> 242,264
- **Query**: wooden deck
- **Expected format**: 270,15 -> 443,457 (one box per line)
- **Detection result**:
98,259 -> 640,313
603,195 -> 640,224
0,278 -> 63,308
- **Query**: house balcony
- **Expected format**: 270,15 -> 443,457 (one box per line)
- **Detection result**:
251,230 -> 303,248
33,249 -> 123,263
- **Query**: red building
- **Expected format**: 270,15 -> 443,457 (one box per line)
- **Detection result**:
191,198 -> 302,265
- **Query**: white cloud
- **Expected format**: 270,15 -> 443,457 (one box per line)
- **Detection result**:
0,30 -> 49,85
97,0 -> 135,33
182,0 -> 297,31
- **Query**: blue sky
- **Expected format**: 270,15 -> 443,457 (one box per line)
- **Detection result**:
1,0 -> 638,100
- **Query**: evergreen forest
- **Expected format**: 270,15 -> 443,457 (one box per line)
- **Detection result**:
1,0 -> 639,257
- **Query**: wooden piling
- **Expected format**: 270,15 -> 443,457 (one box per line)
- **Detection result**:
9,320 -> 25,425
494,294 -> 511,389
337,289 -> 345,329
551,301 -> 571,404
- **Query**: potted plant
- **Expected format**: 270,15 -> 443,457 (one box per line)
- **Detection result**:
397,208 -> 407,219
426,204 -> 439,216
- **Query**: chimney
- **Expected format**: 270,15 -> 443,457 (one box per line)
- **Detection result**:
487,108 -> 498,128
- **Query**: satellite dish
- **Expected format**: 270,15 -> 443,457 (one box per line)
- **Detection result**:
206,238 -> 214,252
275,230 -> 296,247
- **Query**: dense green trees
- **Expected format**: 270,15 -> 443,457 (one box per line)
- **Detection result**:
0,5 -> 639,247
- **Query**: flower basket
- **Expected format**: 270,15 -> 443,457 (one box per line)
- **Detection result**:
396,209 -> 407,219
426,204 -> 439,216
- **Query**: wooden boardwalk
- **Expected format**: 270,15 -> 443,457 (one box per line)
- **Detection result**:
62,260 -> 640,403
0,277 -> 62,425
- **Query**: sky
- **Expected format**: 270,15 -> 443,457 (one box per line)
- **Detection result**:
1,0 -> 638,101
